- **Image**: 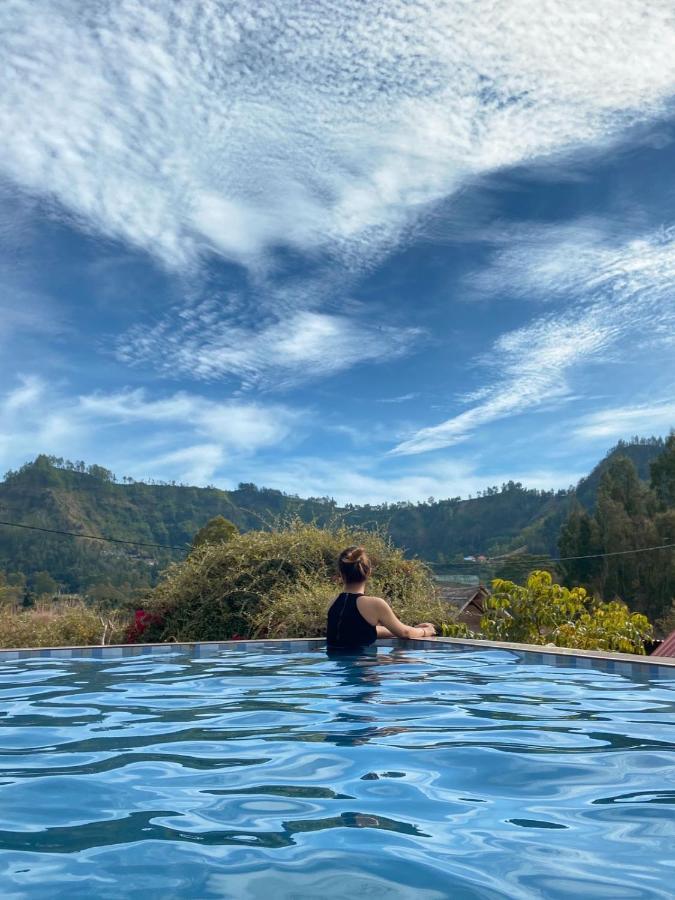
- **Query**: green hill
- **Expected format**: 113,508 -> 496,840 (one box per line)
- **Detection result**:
0,438 -> 667,600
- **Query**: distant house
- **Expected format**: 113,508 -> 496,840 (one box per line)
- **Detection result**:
436,583 -> 490,630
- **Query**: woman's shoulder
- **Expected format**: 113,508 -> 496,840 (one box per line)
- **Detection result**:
358,593 -> 386,606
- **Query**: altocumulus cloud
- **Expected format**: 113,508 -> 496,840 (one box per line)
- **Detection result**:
2,0 -> 675,461
2,0 -> 675,272
117,306 -> 422,387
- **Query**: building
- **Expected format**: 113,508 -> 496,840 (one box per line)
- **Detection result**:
436,583 -> 491,630
651,629 -> 675,658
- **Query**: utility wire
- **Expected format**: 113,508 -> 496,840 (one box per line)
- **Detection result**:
0,516 -> 672,562
0,519 -> 189,553
554,542 -> 675,562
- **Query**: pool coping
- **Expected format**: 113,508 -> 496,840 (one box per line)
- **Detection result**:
0,634 -> 674,678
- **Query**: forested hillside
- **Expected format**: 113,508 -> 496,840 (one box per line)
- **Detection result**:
0,438 -> 668,606
559,434 -> 675,626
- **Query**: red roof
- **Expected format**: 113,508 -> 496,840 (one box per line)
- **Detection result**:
651,629 -> 675,657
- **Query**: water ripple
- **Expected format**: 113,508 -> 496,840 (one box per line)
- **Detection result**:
1,647 -> 674,898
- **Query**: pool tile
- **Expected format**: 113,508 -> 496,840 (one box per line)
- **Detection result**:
2,637 -> 675,679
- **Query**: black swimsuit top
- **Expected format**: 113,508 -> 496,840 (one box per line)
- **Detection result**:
326,592 -> 377,650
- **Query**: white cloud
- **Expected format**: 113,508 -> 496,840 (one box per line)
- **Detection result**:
392,224 -> 675,455
117,308 -> 421,387
575,402 -> 675,441
4,1 -> 674,390
147,444 -> 225,485
78,387 -> 299,451
378,393 -> 419,404
0,378 -> 300,482
245,454 -> 583,506
1,1 -> 674,274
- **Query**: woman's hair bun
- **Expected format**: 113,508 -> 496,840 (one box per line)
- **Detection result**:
338,545 -> 372,580
341,546 -> 366,564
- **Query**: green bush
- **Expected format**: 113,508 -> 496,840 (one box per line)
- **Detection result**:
439,621 -> 476,639
481,570 -> 653,654
143,521 -> 448,642
0,601 -> 128,649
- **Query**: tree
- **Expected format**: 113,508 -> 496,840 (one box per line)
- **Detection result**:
481,570 -> 652,654
32,571 -> 58,597
494,553 -> 558,585
558,455 -> 672,620
192,516 -> 239,549
651,432 -> 675,508
558,505 -> 602,586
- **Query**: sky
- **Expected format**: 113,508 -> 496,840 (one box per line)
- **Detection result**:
1,0 -> 674,505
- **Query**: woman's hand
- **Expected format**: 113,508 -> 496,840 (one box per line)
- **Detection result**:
415,622 -> 436,636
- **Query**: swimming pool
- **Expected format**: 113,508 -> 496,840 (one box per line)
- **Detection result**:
1,646 -> 674,899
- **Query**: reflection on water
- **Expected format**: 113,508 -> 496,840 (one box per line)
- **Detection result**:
0,646 -> 674,899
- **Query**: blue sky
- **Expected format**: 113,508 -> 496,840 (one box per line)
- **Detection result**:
1,1 -> 674,504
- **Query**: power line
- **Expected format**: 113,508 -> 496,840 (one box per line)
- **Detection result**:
487,543 -> 675,562
554,542 -> 675,562
0,516 -> 672,562
0,519 -> 189,553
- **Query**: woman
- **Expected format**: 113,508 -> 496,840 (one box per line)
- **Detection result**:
326,545 -> 436,650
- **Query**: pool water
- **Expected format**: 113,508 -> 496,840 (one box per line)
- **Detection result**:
1,647 -> 674,899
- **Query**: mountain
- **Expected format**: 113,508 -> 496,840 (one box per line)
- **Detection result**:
0,439 -> 667,598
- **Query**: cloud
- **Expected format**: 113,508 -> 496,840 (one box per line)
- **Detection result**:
1,1 -> 674,274
391,224 -> 675,455
78,387 -> 300,452
245,454 -> 584,506
575,402 -> 675,441
4,2 -> 674,392
147,444 -> 226,485
378,393 -> 419,404
0,377 -> 300,482
117,307 -> 422,387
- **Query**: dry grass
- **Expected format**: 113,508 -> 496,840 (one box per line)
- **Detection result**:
0,599 -> 128,649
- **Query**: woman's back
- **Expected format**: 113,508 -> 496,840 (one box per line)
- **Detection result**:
326,591 -> 377,650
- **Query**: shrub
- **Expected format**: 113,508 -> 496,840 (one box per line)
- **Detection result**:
481,570 -> 653,654
142,521 -> 448,642
439,621 -> 476,639
0,600 -> 128,649
192,515 -> 239,549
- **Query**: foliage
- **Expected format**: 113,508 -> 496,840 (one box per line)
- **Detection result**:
493,553 -> 559,584
655,600 -> 675,640
481,570 -> 653,654
0,571 -> 24,607
31,571 -> 59,596
439,621 -> 476,638
0,600 -> 128,649
192,515 -> 239,549
0,439 -> 669,608
650,432 -> 675,508
142,521 -> 446,642
559,451 -> 675,623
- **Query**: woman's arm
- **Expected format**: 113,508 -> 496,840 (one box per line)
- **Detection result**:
370,598 -> 435,639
